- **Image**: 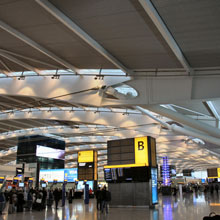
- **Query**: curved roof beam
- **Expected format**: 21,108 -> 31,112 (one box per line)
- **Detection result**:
0,51 -> 42,75
138,0 -> 193,74
0,20 -> 79,74
146,105 -> 220,139
0,124 -> 158,142
35,0 -> 133,75
0,49 -> 60,70
0,110 -> 156,131
0,58 -> 11,74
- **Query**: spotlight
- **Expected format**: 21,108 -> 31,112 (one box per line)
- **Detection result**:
94,75 -> 104,80
18,76 -> 25,80
51,75 -> 60,79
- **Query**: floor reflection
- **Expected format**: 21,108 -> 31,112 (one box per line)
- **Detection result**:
162,197 -> 173,220
2,192 -> 220,220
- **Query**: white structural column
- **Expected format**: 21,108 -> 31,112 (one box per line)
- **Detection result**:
35,0 -> 132,75
0,51 -> 42,75
205,101 -> 220,128
171,124 -> 220,148
135,106 -> 220,147
0,20 -> 79,74
138,0 -> 192,74
145,105 -> 220,139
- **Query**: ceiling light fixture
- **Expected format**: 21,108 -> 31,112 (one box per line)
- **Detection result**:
18,75 -> 25,80
69,107 -> 74,113
51,74 -> 60,79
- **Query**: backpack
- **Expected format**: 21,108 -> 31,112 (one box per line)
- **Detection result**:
106,191 -> 111,202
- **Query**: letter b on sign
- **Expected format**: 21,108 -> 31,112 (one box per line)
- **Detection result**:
135,137 -> 149,166
138,141 -> 144,150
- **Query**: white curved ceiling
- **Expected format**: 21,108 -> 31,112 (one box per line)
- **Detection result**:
0,0 -> 220,176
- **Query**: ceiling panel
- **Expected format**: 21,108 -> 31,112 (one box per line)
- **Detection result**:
152,0 -> 220,68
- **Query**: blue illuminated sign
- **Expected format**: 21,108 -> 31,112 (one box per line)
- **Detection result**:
64,168 -> 77,182
151,168 -> 158,204
77,181 -> 94,190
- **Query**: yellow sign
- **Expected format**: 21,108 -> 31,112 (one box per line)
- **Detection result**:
78,150 -> 94,163
135,137 -> 149,166
218,168 -> 220,178
104,164 -> 147,169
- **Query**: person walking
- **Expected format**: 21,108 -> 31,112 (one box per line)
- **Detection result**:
0,192 -> 6,215
105,188 -> 111,214
17,190 -> 24,212
101,186 -> 111,214
96,187 -> 102,210
53,188 -> 60,209
215,184 -> 219,195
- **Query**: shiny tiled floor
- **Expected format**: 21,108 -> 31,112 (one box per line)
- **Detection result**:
1,192 -> 220,220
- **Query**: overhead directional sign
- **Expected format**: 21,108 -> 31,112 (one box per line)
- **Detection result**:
78,150 -> 94,163
135,137 -> 149,166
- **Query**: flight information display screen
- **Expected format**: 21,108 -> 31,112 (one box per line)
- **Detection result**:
151,168 -> 158,204
104,166 -> 150,183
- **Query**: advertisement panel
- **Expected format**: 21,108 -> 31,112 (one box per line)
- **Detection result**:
64,168 -> 77,182
40,168 -> 77,182
40,169 -> 64,182
77,181 -> 94,190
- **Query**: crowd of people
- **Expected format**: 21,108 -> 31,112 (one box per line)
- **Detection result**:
0,187 -> 64,214
0,185 -> 111,215
165,183 -> 220,196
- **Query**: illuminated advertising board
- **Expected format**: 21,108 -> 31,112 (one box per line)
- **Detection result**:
40,168 -> 77,182
64,168 -> 78,182
78,151 -> 94,163
36,145 -> 65,160
77,181 -> 94,190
